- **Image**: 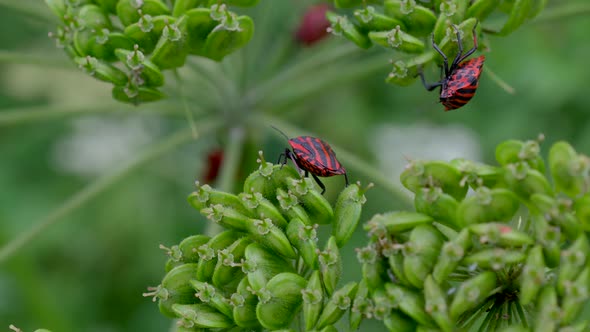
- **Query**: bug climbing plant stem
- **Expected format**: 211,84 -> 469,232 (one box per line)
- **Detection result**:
0,118 -> 223,264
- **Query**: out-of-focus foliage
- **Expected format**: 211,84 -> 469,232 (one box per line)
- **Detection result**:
1,0 -> 590,331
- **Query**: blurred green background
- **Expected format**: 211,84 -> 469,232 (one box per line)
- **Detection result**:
1,0 -> 589,331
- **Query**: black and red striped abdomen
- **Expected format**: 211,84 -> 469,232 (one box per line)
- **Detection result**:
289,136 -> 346,177
441,55 -> 485,111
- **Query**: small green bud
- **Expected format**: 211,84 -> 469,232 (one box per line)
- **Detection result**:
320,236 -> 342,296
172,303 -> 233,329
349,278 -> 369,331
364,211 -> 433,236
383,0 -> 437,37
519,245 -> 546,305
184,8 -> 218,55
455,187 -> 519,227
203,14 -> 254,61
143,263 -> 199,318
326,12 -> 371,49
575,194 -> 590,231
387,249 -> 412,287
383,310 -> 418,332
302,271 -> 323,331
240,192 -> 288,229
255,272 -> 308,330
124,15 -> 173,54
211,237 -> 250,291
424,275 -> 452,332
172,0 -> 202,17
503,162 -> 553,199
463,248 -> 526,270
232,277 -> 260,328
188,181 -> 253,216
77,4 -> 111,29
247,217 -> 297,259
316,282 -> 358,329
549,141 -> 589,197
450,158 -> 501,189
432,229 -> 472,284
534,286 -> 559,332
369,26 -> 425,53
74,56 -> 128,85
244,242 -> 295,292
189,280 -> 233,318
403,225 -> 444,288
332,182 -> 370,247
286,218 -> 319,269
560,266 -> 590,324
195,230 -> 241,282
162,234 -> 211,264
354,6 -> 405,31
401,160 -> 467,200
288,178 -> 334,225
469,223 -> 534,247
414,187 -> 460,230
116,0 -> 170,27
115,46 -> 165,87
385,283 -> 435,327
449,271 -> 498,320
111,84 -> 166,105
150,15 -> 189,69
557,234 -> 590,296
276,188 -> 312,225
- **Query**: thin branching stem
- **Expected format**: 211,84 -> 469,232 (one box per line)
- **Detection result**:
0,51 -> 72,69
0,118 -> 222,263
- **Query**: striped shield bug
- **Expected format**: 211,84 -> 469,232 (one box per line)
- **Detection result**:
419,22 -> 485,111
272,127 -> 348,194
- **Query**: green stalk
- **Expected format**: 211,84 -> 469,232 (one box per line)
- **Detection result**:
534,3 -> 590,23
0,101 -> 186,126
257,114 -> 413,207
0,51 -> 72,68
0,0 -> 55,22
246,43 -> 360,105
0,118 -> 222,263
262,53 -> 391,110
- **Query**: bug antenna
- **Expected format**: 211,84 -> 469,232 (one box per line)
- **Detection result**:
270,125 -> 290,141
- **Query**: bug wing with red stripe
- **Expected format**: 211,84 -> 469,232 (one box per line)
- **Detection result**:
289,136 -> 345,176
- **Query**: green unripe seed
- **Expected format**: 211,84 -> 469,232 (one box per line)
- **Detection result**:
333,183 -> 369,247
369,26 -> 425,53
326,12 -> 371,49
172,303 -> 234,329
320,236 -> 342,296
288,178 -> 334,225
385,283 -> 435,327
449,271 -> 498,320
255,272 -> 308,330
456,187 -> 519,227
383,0 -> 437,37
302,270 -> 323,331
354,6 -> 406,31
286,218 -> 319,269
316,282 -> 358,329
403,225 -> 444,289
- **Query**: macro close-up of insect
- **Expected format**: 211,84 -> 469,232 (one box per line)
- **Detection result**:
419,23 -> 485,111
273,127 -> 348,194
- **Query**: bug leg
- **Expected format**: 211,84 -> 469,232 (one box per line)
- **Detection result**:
457,21 -> 479,64
417,67 -> 443,91
287,150 -> 304,176
311,173 -> 326,195
344,173 -> 349,187
450,24 -> 464,72
431,34 -> 449,77
277,152 -> 286,166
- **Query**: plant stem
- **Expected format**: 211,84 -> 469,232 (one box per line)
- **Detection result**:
534,3 -> 590,23
0,0 -> 55,22
0,51 -> 72,68
258,115 -> 413,207
0,101 -> 186,126
484,65 -> 516,95
0,118 -> 222,264
262,53 -> 391,111
246,43 -> 360,105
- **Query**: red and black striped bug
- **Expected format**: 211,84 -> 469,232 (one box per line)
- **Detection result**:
272,127 -> 348,194
419,22 -> 485,111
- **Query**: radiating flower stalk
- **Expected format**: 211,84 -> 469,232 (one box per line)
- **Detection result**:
145,151 -> 371,330
43,0 -> 258,104
360,137 -> 590,331
327,0 -> 548,86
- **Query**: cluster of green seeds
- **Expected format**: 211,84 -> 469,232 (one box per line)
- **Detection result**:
145,151 -> 371,331
356,137 -> 590,331
326,0 -> 547,85
44,0 -> 258,104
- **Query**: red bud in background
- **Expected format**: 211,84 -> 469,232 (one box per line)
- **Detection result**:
295,4 -> 332,46
202,149 -> 224,183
